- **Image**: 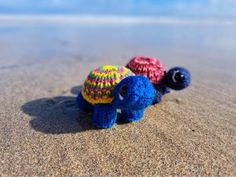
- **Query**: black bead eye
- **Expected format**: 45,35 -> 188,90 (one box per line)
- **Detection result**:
173,71 -> 185,83
119,85 -> 128,100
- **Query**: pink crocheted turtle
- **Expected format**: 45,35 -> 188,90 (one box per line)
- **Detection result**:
127,56 -> 165,85
127,56 -> 191,103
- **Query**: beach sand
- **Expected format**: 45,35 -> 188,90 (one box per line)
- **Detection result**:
0,24 -> 236,176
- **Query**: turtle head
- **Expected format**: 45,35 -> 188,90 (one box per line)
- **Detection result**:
164,67 -> 191,90
112,76 -> 156,109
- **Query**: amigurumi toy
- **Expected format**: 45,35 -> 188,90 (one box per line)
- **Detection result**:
77,65 -> 156,129
127,56 -> 191,103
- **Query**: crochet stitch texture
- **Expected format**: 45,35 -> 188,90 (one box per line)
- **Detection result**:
127,56 -> 165,84
82,65 -> 134,104
77,65 -> 156,128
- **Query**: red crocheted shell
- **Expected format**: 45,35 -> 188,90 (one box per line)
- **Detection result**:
127,56 -> 166,84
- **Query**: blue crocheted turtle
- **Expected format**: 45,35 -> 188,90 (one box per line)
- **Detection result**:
77,65 -> 156,129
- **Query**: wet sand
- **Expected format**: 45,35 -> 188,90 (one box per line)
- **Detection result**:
0,23 -> 236,176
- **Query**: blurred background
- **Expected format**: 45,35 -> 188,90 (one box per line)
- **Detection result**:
0,0 -> 236,66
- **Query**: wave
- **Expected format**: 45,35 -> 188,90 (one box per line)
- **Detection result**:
0,14 -> 236,25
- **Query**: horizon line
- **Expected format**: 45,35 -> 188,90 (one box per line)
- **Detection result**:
0,14 -> 236,25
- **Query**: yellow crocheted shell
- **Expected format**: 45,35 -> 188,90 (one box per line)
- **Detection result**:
82,65 -> 134,104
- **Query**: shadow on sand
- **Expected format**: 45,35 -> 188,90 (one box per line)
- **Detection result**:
70,85 -> 83,95
21,85 -> 128,134
21,85 -> 99,134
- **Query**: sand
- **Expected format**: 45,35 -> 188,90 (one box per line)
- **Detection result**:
0,23 -> 236,176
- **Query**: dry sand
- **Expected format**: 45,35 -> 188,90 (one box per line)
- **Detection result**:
0,24 -> 236,176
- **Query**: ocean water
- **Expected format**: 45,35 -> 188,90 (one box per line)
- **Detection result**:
0,23 -> 236,66
0,0 -> 236,18
0,0 -> 236,68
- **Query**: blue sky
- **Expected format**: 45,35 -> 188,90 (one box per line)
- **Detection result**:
0,0 -> 236,18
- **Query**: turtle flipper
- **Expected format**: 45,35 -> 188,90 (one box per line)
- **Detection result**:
77,92 -> 94,112
92,104 -> 117,128
120,109 -> 145,123
155,84 -> 171,95
152,86 -> 166,104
